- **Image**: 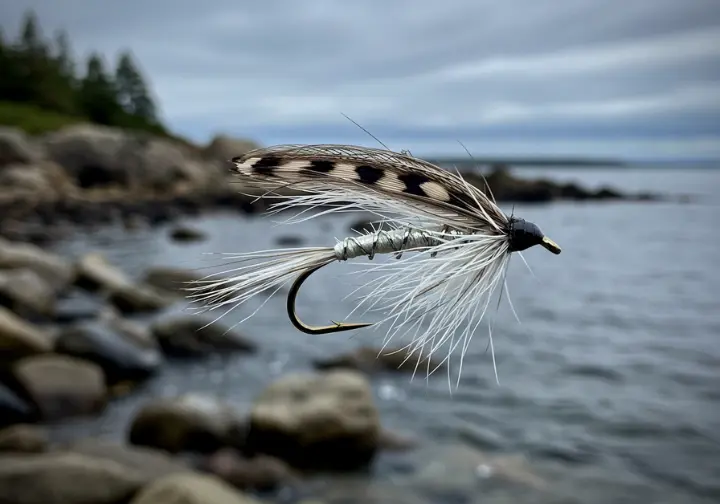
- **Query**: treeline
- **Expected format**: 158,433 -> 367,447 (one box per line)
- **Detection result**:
0,10 -> 168,135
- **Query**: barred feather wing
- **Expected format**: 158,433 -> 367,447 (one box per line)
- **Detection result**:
231,144 -> 509,233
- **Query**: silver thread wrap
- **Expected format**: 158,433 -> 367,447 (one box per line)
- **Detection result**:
333,228 -> 443,261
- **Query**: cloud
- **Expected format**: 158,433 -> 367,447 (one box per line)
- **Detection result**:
2,0 -> 719,160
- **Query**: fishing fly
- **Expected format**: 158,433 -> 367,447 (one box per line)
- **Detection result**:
187,144 -> 561,387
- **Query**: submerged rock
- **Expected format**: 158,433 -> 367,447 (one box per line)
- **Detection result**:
246,370 -> 381,471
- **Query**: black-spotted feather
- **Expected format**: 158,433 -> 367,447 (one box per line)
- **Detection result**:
231,144 -> 508,233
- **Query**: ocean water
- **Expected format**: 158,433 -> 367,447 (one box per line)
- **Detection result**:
47,167 -> 720,503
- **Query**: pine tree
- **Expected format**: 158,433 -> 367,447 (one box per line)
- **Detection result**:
79,53 -> 122,125
115,51 -> 158,124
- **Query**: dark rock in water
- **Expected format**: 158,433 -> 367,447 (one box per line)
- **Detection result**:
54,289 -> 107,324
107,283 -> 171,314
246,370 -> 381,472
55,320 -> 163,385
0,383 -> 35,427
12,354 -> 107,421
0,452 -> 144,504
0,424 -> 48,453
314,346 -> 444,374
169,225 -> 206,243
150,315 -> 257,358
276,235 -> 303,246
128,394 -> 248,454
202,448 -> 297,492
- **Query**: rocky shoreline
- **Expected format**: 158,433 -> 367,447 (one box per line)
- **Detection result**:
0,124 -> 661,246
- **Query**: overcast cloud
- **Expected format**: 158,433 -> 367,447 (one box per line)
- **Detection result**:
3,0 -> 719,160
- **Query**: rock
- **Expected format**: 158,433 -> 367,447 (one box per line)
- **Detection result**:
143,266 -> 205,295
0,162 -> 73,199
246,370 -> 381,471
0,452 -> 143,504
74,252 -> 132,292
0,384 -> 35,427
150,315 -> 256,358
75,253 -> 171,313
13,354 -> 107,421
54,319 -> 163,385
314,346 -> 444,374
54,289 -> 107,324
411,443 -> 546,495
276,235 -> 303,246
0,424 -> 48,453
0,306 -> 55,364
0,237 -> 74,289
0,268 -> 57,319
65,439 -> 191,484
202,135 -> 261,164
42,124 -> 209,193
204,448 -> 296,492
130,473 -> 263,504
128,394 -> 247,454
0,127 -> 42,167
99,309 -> 158,348
169,225 -> 206,242
378,429 -> 418,452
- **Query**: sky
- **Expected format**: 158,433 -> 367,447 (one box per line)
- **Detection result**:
2,0 -> 720,161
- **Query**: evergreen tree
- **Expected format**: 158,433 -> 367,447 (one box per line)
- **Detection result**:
79,53 -> 122,125
115,51 -> 158,124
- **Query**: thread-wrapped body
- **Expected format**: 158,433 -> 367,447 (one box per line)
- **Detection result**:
333,228 -> 443,261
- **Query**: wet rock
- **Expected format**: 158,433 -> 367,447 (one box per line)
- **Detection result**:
0,452 -> 143,504
410,443 -> 547,495
13,354 -> 107,421
0,268 -> 57,319
0,306 -> 55,364
75,253 -> 171,313
99,309 -> 158,348
203,448 -> 297,492
143,266 -> 205,295
74,252 -> 132,292
54,289 -> 107,324
0,424 -> 48,453
65,439 -> 191,483
0,383 -> 35,427
0,127 -> 42,167
0,162 -> 74,200
55,319 -> 163,385
130,473 -> 263,504
314,346 -> 444,374
169,225 -> 206,242
0,237 -> 74,289
128,394 -> 247,454
378,429 -> 418,452
150,315 -> 256,358
246,370 -> 381,471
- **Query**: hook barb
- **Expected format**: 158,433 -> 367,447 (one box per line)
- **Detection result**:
286,263 -> 374,335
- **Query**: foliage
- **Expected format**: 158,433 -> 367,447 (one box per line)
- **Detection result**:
0,10 -> 169,136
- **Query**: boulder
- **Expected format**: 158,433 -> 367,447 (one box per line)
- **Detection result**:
0,268 -> 58,319
150,315 -> 256,358
0,452 -> 143,504
0,424 -> 48,453
0,237 -> 74,289
246,370 -> 381,471
130,473 -> 263,504
203,448 -> 296,492
55,319 -> 163,385
202,135 -> 260,164
12,354 -> 107,421
128,394 -> 247,454
0,162 -> 74,200
0,306 -> 55,364
0,127 -> 42,167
